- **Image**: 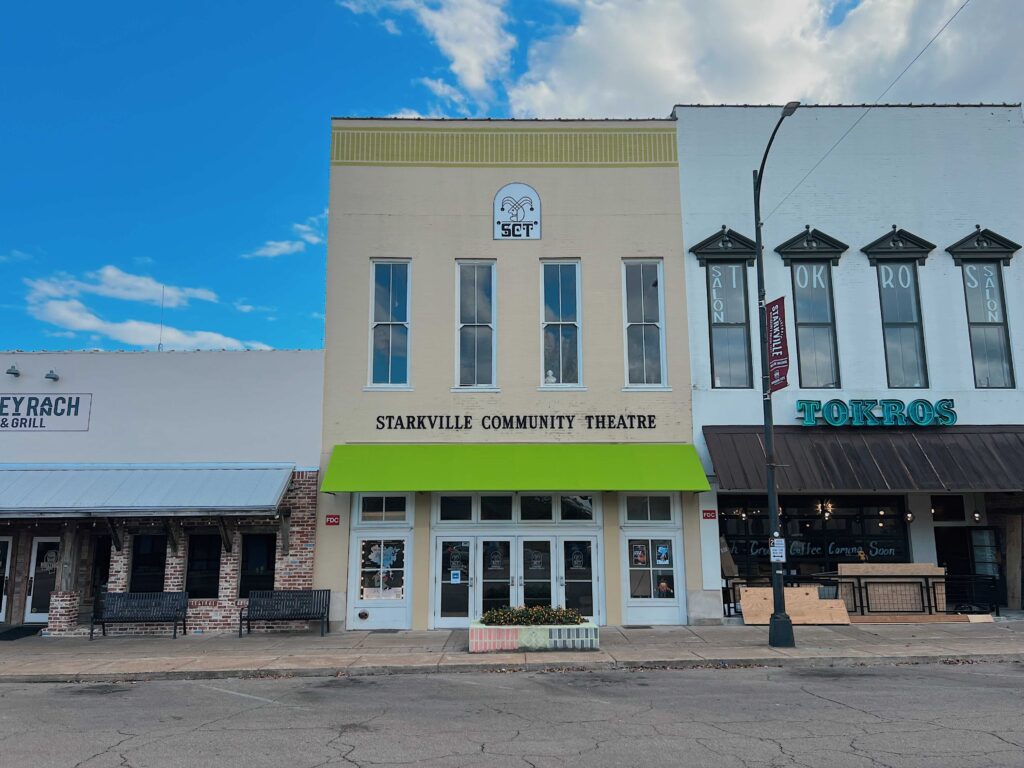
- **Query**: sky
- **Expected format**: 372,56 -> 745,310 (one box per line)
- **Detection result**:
2,0 -> 1022,352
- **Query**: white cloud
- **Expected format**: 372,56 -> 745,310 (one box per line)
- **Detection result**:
419,77 -> 469,114
25,265 -> 218,308
29,298 -> 270,351
340,0 -> 515,107
0,249 -> 32,263
507,0 -> 1024,118
243,209 -> 327,258
234,299 -> 276,314
382,17 -> 401,34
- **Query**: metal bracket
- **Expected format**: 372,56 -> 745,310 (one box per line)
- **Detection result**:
217,517 -> 233,554
279,509 -> 291,556
104,518 -> 122,552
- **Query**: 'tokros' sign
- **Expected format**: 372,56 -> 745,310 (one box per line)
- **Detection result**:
796,398 -> 956,427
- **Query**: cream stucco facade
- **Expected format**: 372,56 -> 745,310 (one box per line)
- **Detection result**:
315,119 -> 721,629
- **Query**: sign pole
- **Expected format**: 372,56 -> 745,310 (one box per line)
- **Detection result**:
752,102 -> 799,648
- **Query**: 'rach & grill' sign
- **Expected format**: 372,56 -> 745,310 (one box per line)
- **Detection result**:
0,394 -> 92,431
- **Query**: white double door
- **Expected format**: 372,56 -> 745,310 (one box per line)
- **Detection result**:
433,534 -> 600,628
25,537 -> 61,623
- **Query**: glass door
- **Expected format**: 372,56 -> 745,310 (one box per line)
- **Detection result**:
25,537 -> 61,623
435,538 -> 472,628
519,538 -> 554,608
558,537 -> 598,621
478,538 -> 514,617
0,537 -> 11,623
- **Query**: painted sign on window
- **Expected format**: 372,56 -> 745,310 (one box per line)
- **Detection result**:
0,393 -> 92,431
493,182 -> 540,240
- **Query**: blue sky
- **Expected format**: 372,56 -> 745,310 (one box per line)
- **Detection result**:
2,0 -> 1019,351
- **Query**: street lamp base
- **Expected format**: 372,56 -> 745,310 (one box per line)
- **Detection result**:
768,613 -> 796,648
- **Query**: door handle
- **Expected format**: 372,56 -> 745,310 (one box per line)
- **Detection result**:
467,577 -> 474,588
558,575 -> 565,586
518,576 -> 523,587
27,577 -> 33,594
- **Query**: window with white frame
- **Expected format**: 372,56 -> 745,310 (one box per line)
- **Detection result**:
628,538 -> 675,599
357,538 -> 405,600
542,262 -> 581,386
457,261 -> 495,387
623,260 -> 666,386
433,494 -> 596,523
876,262 -> 928,388
358,494 -> 411,524
706,262 -> 752,388
369,261 -> 410,386
962,262 -> 1014,388
624,495 -> 672,522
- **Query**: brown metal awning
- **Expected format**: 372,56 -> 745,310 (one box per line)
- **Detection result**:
704,425 -> 1024,494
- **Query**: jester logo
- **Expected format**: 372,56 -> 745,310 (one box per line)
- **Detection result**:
493,182 -> 541,240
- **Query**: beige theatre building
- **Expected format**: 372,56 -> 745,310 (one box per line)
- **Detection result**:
316,118 -> 718,630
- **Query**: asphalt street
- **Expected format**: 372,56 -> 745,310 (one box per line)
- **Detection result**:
0,662 -> 1022,768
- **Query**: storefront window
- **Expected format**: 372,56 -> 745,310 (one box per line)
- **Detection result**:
706,262 -> 752,388
791,261 -> 840,388
623,260 -> 665,386
360,495 -> 408,523
542,262 -> 581,385
359,539 -> 405,600
370,261 -> 409,386
129,534 -> 167,593
185,534 -> 221,599
962,262 -> 1014,388
628,538 -> 675,599
625,495 -> 672,522
720,495 -> 909,579
239,533 -> 276,598
876,262 -> 928,388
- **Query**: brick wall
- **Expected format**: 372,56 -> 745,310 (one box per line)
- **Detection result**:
43,470 -> 320,636
44,591 -> 80,634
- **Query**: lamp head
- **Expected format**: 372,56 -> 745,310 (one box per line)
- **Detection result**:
782,101 -> 800,117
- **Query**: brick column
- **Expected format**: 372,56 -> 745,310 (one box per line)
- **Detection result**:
164,527 -> 186,592
275,471 -> 318,590
219,530 -> 241,600
45,591 -> 81,634
107,534 -> 130,592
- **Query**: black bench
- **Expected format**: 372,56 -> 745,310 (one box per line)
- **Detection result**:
90,592 -> 188,640
239,589 -> 331,637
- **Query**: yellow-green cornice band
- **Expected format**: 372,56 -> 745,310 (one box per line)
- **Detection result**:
331,126 -> 678,167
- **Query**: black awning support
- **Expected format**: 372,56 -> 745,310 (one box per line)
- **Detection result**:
164,521 -> 181,554
104,518 -> 123,552
217,517 -> 233,554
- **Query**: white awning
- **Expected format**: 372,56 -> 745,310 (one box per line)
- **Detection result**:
0,464 -> 295,517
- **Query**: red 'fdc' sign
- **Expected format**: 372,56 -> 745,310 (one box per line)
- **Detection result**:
766,297 -> 789,393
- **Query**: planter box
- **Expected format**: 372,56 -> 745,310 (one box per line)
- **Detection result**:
469,621 -> 599,653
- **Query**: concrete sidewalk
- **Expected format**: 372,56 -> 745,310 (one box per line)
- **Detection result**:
1,620 -> 1022,682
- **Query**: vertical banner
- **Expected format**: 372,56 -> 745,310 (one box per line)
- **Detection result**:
766,297 -> 790,392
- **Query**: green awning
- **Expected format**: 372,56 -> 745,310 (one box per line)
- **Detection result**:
321,443 -> 710,493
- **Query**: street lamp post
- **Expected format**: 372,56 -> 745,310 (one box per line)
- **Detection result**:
752,101 -> 799,649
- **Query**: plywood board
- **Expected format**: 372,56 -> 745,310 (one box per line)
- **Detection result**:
739,587 -> 850,625
838,563 -> 944,576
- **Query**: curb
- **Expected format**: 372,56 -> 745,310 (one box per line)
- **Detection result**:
1,651 -> 1021,684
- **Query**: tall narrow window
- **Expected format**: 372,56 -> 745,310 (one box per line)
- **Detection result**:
129,534 -> 167,593
876,262 -> 927,388
239,534 -> 276,598
963,262 -> 1014,388
542,262 -> 580,386
791,261 -> 840,388
370,261 -> 409,386
623,261 -> 665,386
185,534 -> 222,599
458,262 -> 495,387
706,263 -> 751,388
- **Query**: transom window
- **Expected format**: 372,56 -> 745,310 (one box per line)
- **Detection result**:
706,262 -> 752,388
542,261 -> 581,386
434,494 -> 596,524
791,261 -> 840,388
457,261 -> 495,387
358,494 -> 411,525
369,261 -> 410,386
962,262 -> 1014,388
623,260 -> 666,386
876,262 -> 928,388
625,495 -> 673,522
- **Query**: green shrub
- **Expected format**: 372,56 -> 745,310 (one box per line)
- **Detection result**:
480,605 -> 584,626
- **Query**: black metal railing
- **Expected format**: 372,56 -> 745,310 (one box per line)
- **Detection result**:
723,573 -> 999,618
